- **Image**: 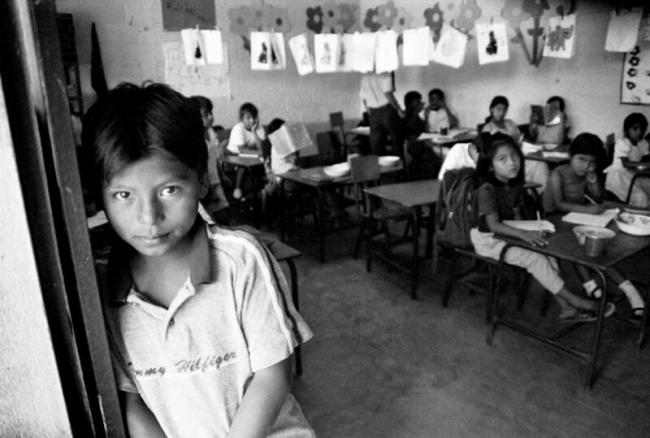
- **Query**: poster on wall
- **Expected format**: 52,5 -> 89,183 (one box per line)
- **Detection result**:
402,27 -> 430,66
180,28 -> 206,66
621,44 -> 650,105
374,30 -> 398,73
314,34 -> 340,73
163,42 -> 230,98
605,8 -> 643,52
543,14 -> 576,59
353,33 -> 376,73
476,22 -> 509,65
288,33 -> 314,76
338,34 -> 356,72
250,32 -> 286,71
430,24 -> 467,68
162,0 -> 215,31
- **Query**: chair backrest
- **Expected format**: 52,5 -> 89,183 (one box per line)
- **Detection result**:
604,132 -> 616,166
329,111 -> 344,129
216,128 -> 231,142
349,154 -> 380,214
316,131 -> 343,165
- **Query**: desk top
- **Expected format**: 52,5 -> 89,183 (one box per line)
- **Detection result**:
345,126 -> 370,136
498,212 -> 650,270
223,155 -> 265,167
280,162 -> 403,187
364,179 -> 440,208
524,144 -> 570,164
418,129 -> 477,146
622,159 -> 650,172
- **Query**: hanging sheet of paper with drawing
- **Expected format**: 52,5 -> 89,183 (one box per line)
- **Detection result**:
163,42 -> 230,98
543,14 -> 576,59
251,32 -> 284,71
476,22 -> 509,65
337,34 -> 355,72
430,24 -> 467,68
374,30 -> 399,73
353,32 -> 377,73
402,27 -> 430,66
270,32 -> 287,70
268,123 -> 314,158
640,13 -> 650,42
605,8 -> 643,52
621,44 -> 650,105
289,33 -> 314,76
314,33 -> 340,73
201,30 -> 223,64
181,28 -> 206,66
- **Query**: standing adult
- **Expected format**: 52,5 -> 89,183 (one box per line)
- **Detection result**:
360,72 -> 404,157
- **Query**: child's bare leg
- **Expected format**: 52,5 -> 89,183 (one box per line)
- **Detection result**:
555,286 -> 597,318
233,168 -> 246,199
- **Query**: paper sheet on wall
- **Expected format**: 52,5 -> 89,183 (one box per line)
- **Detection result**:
543,14 -> 576,59
289,33 -> 314,76
250,32 -> 285,70
476,22 -> 509,64
621,44 -> 650,104
163,42 -> 230,98
338,34 -> 355,72
402,27 -> 430,66
430,24 -> 467,68
640,13 -> 650,42
201,30 -> 223,64
352,33 -> 376,73
605,8 -> 643,52
314,34 -> 340,73
374,30 -> 399,73
180,28 -> 206,66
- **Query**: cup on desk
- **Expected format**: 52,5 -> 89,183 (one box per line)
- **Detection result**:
583,231 -> 611,257
440,127 -> 448,135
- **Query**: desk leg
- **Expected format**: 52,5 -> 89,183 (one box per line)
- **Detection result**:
411,207 -> 421,300
487,244 -> 510,345
586,269 -> 608,389
425,202 -> 435,258
286,259 -> 302,376
315,187 -> 326,263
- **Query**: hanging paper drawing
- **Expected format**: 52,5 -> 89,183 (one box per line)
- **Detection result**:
338,33 -> 357,72
201,30 -> 223,64
606,8 -> 643,52
543,14 -> 575,59
430,24 -> 468,68
270,33 -> 287,70
402,27 -> 430,66
181,28 -> 206,66
251,32 -> 273,70
228,5 -> 292,52
352,32 -> 376,73
314,33 -> 339,73
476,22 -> 509,65
374,30 -> 399,73
500,0 -> 550,66
289,33 -> 314,76
621,45 -> 650,105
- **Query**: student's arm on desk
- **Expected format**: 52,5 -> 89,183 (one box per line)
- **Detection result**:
484,213 -> 548,246
125,392 -> 166,438
546,170 -> 604,214
228,358 -> 291,438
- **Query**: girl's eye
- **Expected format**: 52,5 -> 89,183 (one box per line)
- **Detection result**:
112,191 -> 131,200
161,186 -> 178,196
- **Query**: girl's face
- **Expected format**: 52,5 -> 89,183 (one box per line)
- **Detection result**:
102,152 -> 206,258
490,103 -> 508,122
491,144 -> 520,183
570,153 -> 596,177
200,109 -> 213,130
242,112 -> 257,131
628,123 -> 645,144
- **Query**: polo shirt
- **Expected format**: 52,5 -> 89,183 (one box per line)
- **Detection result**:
359,73 -> 392,109
227,121 -> 266,154
103,222 -> 314,437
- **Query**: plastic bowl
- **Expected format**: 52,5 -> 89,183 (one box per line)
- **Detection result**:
322,162 -> 350,178
378,155 -> 401,168
572,225 -> 616,245
615,212 -> 650,236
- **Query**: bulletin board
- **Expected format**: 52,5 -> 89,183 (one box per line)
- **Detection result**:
162,42 -> 230,98
621,44 -> 650,105
162,0 -> 215,31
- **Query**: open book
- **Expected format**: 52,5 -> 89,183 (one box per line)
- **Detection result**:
562,209 -> 619,228
268,123 -> 314,158
503,220 -> 556,233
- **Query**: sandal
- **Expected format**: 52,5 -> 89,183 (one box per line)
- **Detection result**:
631,307 -> 645,321
559,302 -> 616,324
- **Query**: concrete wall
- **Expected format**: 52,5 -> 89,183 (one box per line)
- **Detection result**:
0,78 -> 71,436
359,0 -> 650,139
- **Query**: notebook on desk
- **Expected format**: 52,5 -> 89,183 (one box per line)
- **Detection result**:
503,220 -> 555,233
562,209 -> 620,228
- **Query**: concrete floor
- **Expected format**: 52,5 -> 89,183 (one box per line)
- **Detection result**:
265,221 -> 650,438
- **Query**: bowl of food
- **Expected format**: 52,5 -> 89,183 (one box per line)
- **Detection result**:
378,155 -> 401,168
572,226 -> 616,246
615,212 -> 650,236
322,162 -> 350,178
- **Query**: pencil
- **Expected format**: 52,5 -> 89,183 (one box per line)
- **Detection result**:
584,194 -> 597,205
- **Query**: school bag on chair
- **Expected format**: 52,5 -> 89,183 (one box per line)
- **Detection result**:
435,167 -> 479,249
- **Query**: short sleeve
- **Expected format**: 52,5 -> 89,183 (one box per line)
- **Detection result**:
235,236 -> 313,372
477,183 -> 499,231
613,138 -> 631,161
228,123 -> 246,152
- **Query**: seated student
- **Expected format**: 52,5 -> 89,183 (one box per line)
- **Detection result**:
528,95 -> 569,145
226,102 -> 267,200
605,113 -> 650,207
402,90 -> 425,141
402,91 -> 440,179
87,83 -> 314,437
437,141 -> 480,181
470,133 -> 615,322
481,95 -> 521,141
543,133 -> 645,320
425,88 -> 459,133
189,95 -> 230,224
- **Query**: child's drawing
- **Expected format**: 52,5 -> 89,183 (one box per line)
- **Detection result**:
543,14 -> 575,59
476,22 -> 509,64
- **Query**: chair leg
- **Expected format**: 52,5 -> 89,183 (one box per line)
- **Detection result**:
516,270 -> 529,311
366,226 -> 373,273
353,220 -> 366,259
442,251 -> 459,307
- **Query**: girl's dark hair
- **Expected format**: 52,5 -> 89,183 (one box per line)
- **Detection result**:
89,82 -> 207,192
239,102 -> 258,119
485,95 -> 509,123
547,95 -> 565,112
569,132 -> 603,158
623,112 -> 648,137
476,132 -> 524,186
267,118 -> 285,135
189,95 -> 213,113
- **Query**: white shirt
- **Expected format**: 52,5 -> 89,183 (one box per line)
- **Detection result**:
360,73 -> 392,109
426,108 -> 450,133
227,121 -> 266,154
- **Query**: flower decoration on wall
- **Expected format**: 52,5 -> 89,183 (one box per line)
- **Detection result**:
501,0 -> 551,65
363,0 -> 412,32
454,0 -> 482,34
307,3 -> 359,34
424,3 -> 445,44
227,4 -> 292,51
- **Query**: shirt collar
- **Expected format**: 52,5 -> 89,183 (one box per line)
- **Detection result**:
105,217 -> 214,305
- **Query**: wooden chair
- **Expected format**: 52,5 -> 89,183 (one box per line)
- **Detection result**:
349,155 -> 412,270
329,111 -> 347,156
315,131 -> 344,166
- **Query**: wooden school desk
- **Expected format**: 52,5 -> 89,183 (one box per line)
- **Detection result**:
363,179 -> 440,299
622,159 -> 650,204
417,129 -> 477,157
487,212 -> 650,388
523,144 -> 570,165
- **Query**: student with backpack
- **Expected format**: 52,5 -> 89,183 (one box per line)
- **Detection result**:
470,133 -> 615,322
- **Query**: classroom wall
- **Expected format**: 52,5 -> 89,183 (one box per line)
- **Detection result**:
360,0 -> 650,140
55,0 -> 364,133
